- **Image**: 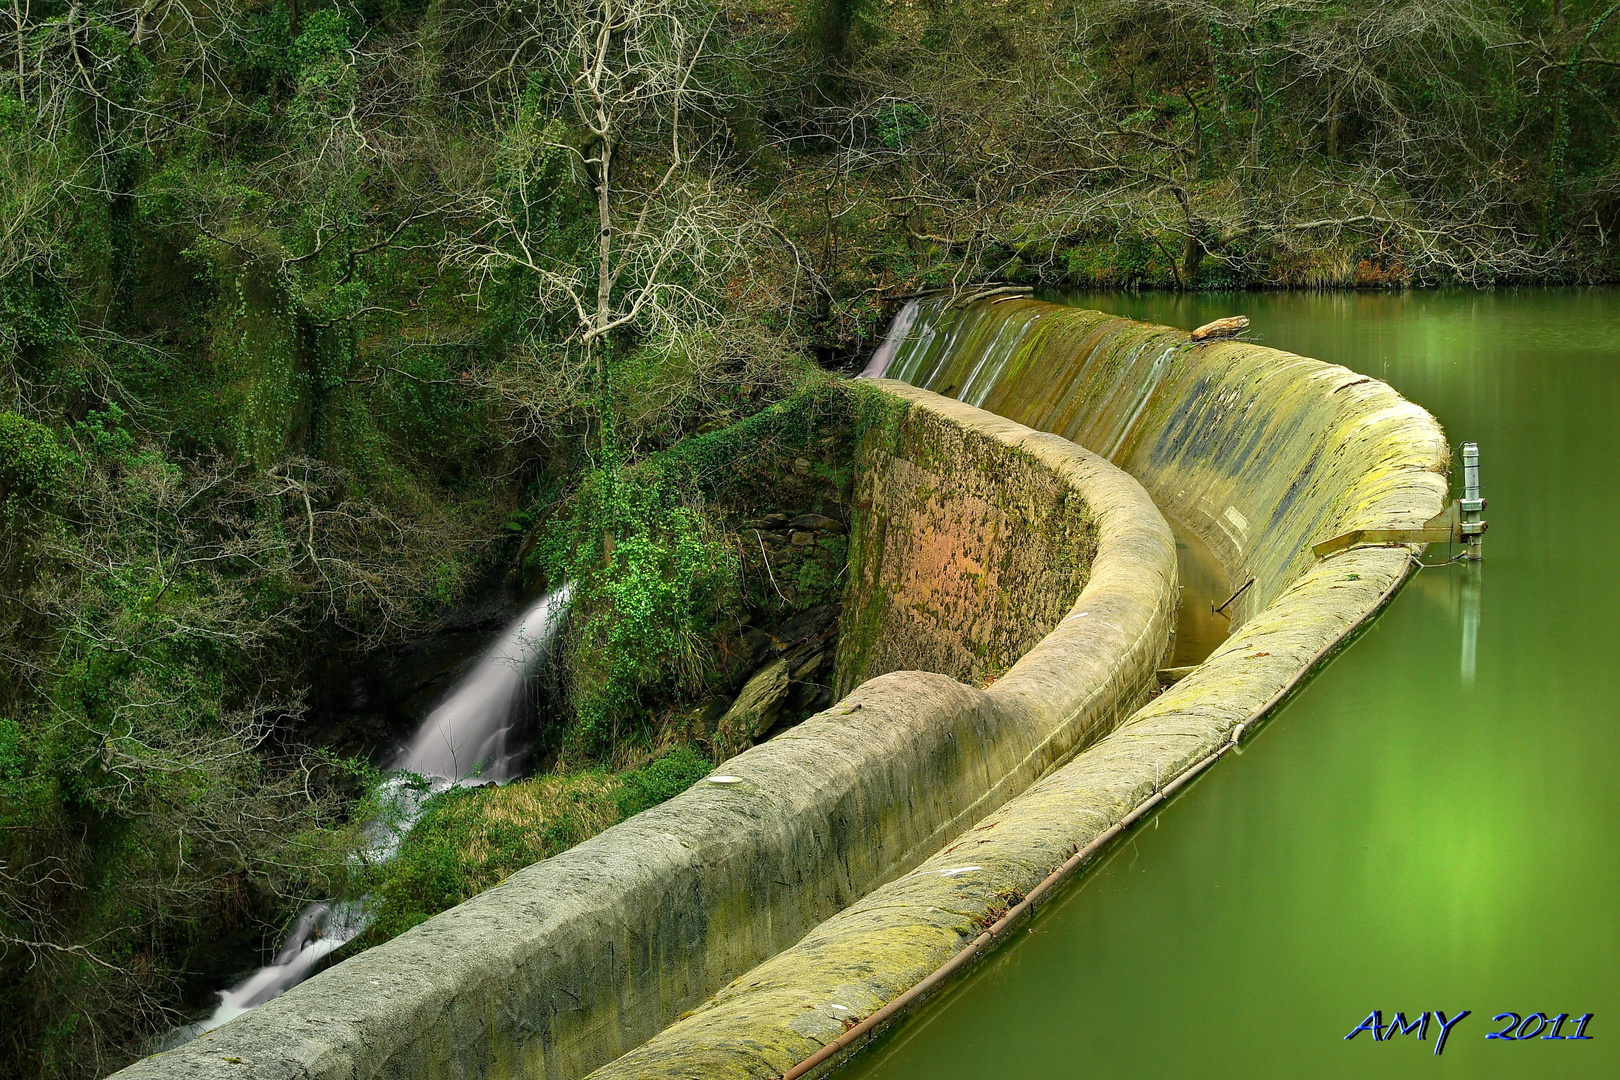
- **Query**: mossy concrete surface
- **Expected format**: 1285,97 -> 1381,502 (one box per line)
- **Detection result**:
835,393 -> 1099,696
880,298 -> 1451,627
108,385 -> 1175,1080
584,308 -> 1447,1079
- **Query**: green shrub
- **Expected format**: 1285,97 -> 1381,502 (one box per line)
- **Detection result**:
363,748 -> 710,943
543,471 -> 741,754
0,412 -> 69,518
539,381 -> 870,754
361,770 -> 619,942
615,746 -> 711,818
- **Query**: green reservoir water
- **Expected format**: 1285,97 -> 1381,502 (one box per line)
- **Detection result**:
844,290 -> 1620,1079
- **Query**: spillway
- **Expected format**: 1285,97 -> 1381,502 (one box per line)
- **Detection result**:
585,292 -> 1451,1080
842,289 -> 1620,1079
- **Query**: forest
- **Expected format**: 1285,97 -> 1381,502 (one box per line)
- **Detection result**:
2,0 -> 1617,1074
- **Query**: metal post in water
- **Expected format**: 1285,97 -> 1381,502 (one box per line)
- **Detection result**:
1460,561 -> 1480,684
1459,442 -> 1486,560
1456,442 -> 1485,679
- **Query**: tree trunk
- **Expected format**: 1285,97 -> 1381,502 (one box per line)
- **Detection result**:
1181,228 -> 1204,288
1173,187 -> 1203,288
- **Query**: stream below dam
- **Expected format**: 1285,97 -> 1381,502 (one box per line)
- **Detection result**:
842,289 -> 1620,1080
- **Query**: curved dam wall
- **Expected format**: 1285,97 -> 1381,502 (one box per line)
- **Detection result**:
587,299 -> 1450,1080
836,396 -> 1099,696
880,296 -> 1448,626
111,384 -> 1176,1080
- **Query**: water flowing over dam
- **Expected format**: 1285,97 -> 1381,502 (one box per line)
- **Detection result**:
115,290 -> 1620,1080
840,289 -> 1620,1080
865,291 -> 1449,633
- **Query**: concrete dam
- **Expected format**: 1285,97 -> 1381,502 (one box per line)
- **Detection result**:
112,294 -> 1449,1080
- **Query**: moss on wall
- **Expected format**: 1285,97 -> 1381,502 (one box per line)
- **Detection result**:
836,398 -> 1097,696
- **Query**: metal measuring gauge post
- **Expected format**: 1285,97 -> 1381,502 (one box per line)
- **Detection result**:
1310,441 -> 1490,560
1459,442 -> 1487,559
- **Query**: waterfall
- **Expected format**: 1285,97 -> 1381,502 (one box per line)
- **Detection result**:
872,295 -> 1192,468
170,585 -> 572,1043
859,298 -> 921,379
194,901 -> 369,1031
397,584 -> 573,784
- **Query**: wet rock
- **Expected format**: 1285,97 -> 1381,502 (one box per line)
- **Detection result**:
730,659 -> 792,737
712,659 -> 793,758
790,531 -> 816,546
679,697 -> 731,740
790,652 -> 825,680
740,626 -> 773,664
301,566 -> 535,763
771,604 -> 841,661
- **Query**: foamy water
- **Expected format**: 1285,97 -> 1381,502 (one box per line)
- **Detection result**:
860,298 -> 921,378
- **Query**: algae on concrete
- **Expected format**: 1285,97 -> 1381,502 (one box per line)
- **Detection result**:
585,302 -> 1447,1080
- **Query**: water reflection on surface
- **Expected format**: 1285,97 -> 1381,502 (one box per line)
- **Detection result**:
1167,515 -> 1231,668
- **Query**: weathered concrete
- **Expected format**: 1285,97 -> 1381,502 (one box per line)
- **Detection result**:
835,395 -> 1098,696
109,383 -> 1176,1080
586,301 -> 1447,1079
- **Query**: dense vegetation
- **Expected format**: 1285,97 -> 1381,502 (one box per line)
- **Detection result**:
361,746 -> 712,945
2,0 -> 1618,1073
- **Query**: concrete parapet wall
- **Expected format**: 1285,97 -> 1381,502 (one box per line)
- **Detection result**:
586,305 -> 1448,1079
585,552 -> 1418,1080
109,384 -> 1176,1080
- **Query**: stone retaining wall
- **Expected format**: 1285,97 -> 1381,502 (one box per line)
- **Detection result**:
109,383 -> 1176,1080
835,394 -> 1099,695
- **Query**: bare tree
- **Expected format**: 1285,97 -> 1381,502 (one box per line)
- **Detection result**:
449,0 -> 766,424
780,0 -> 1590,288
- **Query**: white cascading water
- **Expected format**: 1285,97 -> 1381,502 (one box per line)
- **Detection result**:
192,901 -> 370,1031
394,585 -> 571,783
171,585 -> 572,1043
859,298 -> 921,379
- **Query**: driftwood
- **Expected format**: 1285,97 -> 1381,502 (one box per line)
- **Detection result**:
1191,315 -> 1249,341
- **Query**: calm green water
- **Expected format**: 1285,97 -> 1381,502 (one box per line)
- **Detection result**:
844,289 -> 1620,1079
